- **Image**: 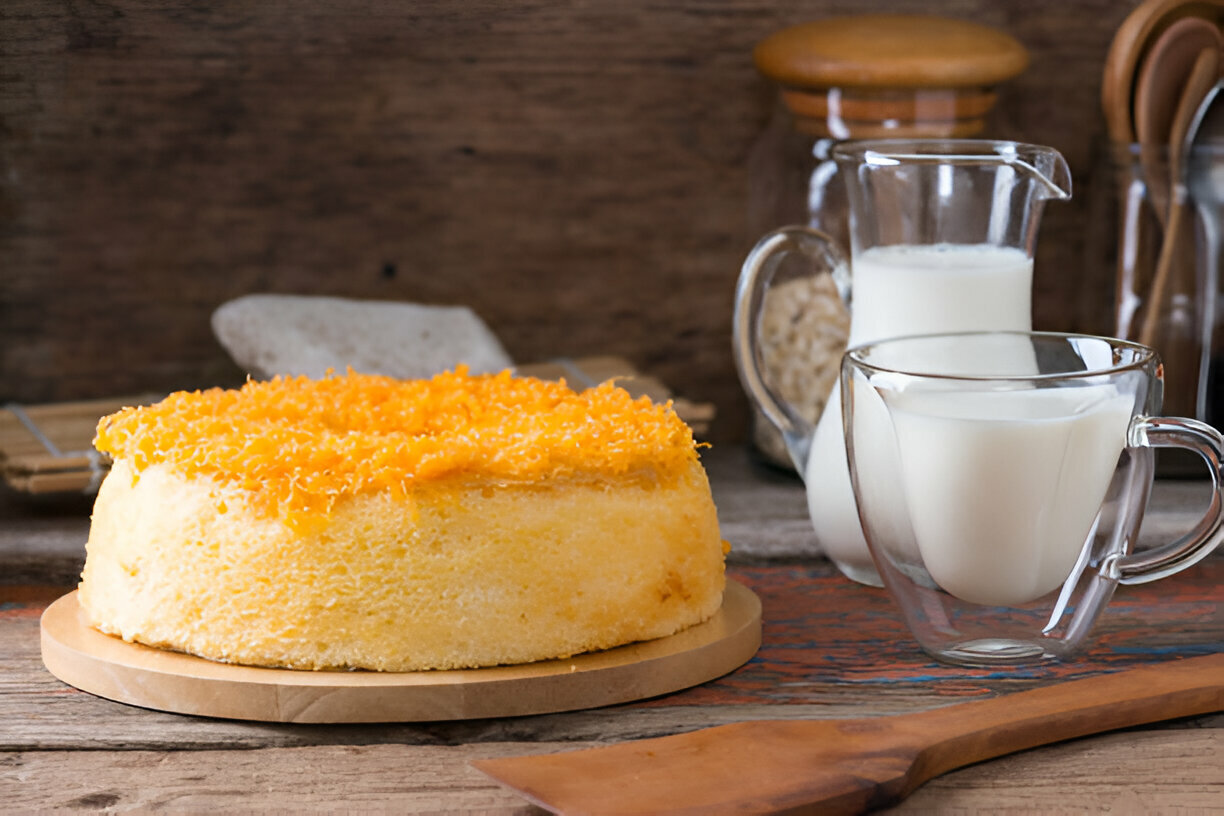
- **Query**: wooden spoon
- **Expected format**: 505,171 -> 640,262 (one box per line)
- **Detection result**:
474,652 -> 1224,815
1133,16 -> 1224,225
1135,17 -> 1224,145
1102,0 -> 1224,144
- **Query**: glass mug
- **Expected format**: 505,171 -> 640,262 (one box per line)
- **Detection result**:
841,331 -> 1224,667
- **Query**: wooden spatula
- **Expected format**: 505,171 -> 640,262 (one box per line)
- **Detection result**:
474,652 -> 1224,815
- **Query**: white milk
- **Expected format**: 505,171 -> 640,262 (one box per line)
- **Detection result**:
848,244 -> 1035,346
886,387 -> 1133,606
805,244 -> 1035,578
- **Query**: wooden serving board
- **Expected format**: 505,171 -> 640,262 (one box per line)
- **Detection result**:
40,581 -> 760,723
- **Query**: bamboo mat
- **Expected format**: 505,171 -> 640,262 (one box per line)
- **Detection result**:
0,396 -> 153,495
1,357 -> 714,496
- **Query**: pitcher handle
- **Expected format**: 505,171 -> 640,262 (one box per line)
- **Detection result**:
1108,416 -> 1224,584
731,226 -> 849,473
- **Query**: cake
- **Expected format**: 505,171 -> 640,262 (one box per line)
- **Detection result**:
78,369 -> 727,672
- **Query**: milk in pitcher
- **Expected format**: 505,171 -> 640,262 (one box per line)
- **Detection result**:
806,243 -> 1035,582
847,244 -> 1034,346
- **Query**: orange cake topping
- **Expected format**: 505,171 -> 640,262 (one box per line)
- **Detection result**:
94,368 -> 700,520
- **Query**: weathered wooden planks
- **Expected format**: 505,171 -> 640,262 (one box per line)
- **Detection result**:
1,0 -> 1141,440
2,731 -> 1222,814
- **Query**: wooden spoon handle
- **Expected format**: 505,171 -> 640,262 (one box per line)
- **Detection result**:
1140,188 -> 1187,347
901,651 -> 1224,784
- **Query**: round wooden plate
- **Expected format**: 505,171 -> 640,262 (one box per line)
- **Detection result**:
40,580 -> 761,723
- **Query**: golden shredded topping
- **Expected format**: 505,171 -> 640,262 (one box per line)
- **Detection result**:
95,368 -> 700,521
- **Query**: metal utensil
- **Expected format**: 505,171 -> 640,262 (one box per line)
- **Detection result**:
1187,81 -> 1224,420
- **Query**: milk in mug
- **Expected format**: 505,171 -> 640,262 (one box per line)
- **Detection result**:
806,243 -> 1035,578
885,386 -> 1133,606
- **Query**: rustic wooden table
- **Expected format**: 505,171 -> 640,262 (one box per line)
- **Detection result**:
3,447 -> 1222,813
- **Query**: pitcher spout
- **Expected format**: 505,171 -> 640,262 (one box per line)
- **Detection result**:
834,139 -> 1071,257
1002,142 -> 1072,202
849,140 -> 1071,197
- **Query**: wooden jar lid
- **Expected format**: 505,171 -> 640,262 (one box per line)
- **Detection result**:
780,88 -> 999,121
754,15 -> 1030,90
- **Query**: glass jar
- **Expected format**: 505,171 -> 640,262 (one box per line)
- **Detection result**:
1087,141 -> 1224,475
745,15 -> 1030,470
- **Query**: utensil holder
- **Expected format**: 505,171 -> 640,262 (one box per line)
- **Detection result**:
1092,141 -> 1224,470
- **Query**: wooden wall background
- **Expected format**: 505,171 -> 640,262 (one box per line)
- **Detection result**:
2,0 -> 1139,440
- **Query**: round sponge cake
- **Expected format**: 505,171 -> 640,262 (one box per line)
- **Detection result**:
78,369 -> 727,672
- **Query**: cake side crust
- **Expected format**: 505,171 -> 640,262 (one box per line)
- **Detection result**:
79,459 -> 726,672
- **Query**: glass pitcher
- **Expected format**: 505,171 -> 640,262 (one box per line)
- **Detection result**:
733,139 -> 1072,586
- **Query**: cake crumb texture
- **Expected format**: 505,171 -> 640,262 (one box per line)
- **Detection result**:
80,458 -> 725,671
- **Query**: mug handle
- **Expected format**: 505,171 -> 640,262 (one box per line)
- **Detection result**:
1108,416 -> 1224,584
731,226 -> 849,472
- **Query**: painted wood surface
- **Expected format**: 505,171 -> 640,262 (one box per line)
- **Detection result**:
1,0 -> 1144,441
4,559 -> 1223,811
